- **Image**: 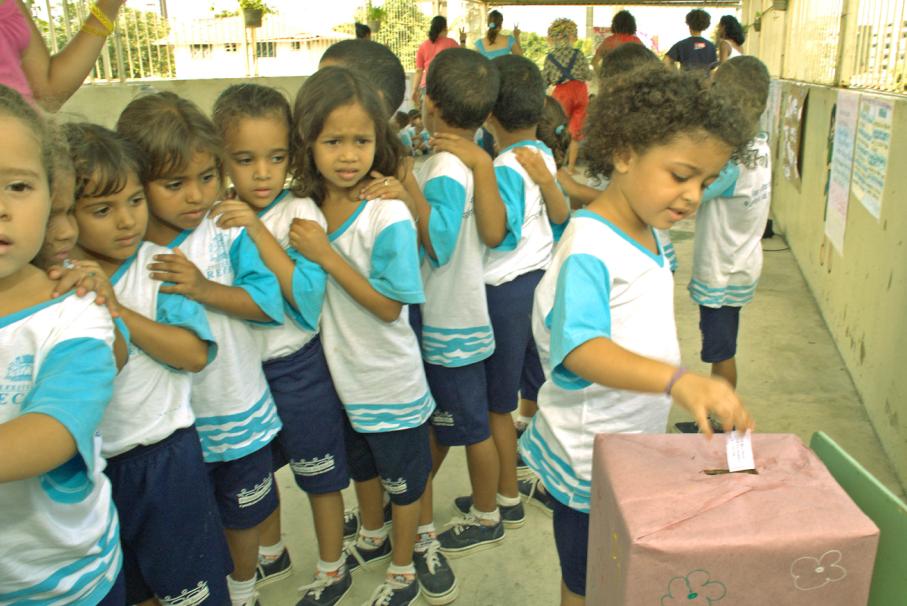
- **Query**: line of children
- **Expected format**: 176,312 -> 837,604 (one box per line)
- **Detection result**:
4,37 -> 768,606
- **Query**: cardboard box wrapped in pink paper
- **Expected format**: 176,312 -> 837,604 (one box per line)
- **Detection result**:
587,434 -> 879,605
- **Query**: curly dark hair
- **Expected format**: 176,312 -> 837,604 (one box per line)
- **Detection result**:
583,65 -> 751,178
598,41 -> 658,80
212,83 -> 291,139
289,66 -> 401,205
611,10 -> 637,35
686,9 -> 711,32
719,15 -> 745,45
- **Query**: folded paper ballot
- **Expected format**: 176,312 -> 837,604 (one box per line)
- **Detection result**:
587,434 -> 879,605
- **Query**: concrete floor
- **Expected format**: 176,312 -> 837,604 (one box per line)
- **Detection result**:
259,217 -> 903,606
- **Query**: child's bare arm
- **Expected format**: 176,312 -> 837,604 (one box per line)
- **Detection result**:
514,147 -> 570,224
148,248 -> 272,322
118,306 -> 211,373
290,219 -> 403,323
564,338 -> 753,436
211,200 -> 301,313
557,168 -> 599,209
431,133 -> 507,247
0,414 -> 77,483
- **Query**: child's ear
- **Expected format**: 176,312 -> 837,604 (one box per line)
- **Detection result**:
612,147 -> 633,174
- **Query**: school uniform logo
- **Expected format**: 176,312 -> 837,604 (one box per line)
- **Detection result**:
205,232 -> 232,280
431,410 -> 455,427
290,454 -> 335,477
381,476 -> 409,495
237,473 -> 273,508
161,581 -> 210,606
5,355 -> 33,382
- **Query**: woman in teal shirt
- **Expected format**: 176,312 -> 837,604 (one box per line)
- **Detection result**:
474,10 -> 523,58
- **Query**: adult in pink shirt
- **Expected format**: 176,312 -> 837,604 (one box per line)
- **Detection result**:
0,0 -> 126,111
411,16 -> 465,106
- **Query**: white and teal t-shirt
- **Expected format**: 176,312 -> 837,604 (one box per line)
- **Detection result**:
416,151 -> 494,367
519,210 -> 681,513
689,134 -> 772,308
0,293 -> 121,604
485,140 -> 559,286
167,214 -> 283,462
253,190 -> 328,362
99,242 -> 217,458
320,199 -> 435,433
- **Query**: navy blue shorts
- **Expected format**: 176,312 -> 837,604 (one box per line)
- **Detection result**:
552,498 -> 589,597
484,270 -> 545,413
95,567 -> 125,606
264,336 -> 350,494
519,337 -> 545,402
105,426 -> 232,604
424,361 -> 491,447
206,444 -> 279,530
699,305 -> 741,363
344,419 -> 432,506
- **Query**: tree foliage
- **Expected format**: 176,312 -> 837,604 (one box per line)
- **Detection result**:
358,0 -> 429,72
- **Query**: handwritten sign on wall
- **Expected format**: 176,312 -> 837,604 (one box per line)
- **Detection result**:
780,84 -> 809,188
852,97 -> 894,220
824,90 -> 860,254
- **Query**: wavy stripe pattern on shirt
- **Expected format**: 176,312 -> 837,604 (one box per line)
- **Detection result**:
344,391 -> 435,433
194,389 -> 281,462
518,419 -> 591,512
421,324 -> 495,367
688,278 -> 758,307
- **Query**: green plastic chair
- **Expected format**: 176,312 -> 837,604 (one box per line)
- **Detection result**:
810,431 -> 907,606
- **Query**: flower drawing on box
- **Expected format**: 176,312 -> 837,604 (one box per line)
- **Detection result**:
661,569 -> 727,605
790,550 -> 848,591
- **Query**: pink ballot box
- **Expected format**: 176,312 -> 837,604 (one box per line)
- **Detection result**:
587,434 -> 879,606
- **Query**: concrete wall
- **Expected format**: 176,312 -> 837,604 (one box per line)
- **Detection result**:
58,76 -> 310,129
769,81 -> 907,491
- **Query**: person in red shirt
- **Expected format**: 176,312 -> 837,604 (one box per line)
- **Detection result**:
592,10 -> 643,73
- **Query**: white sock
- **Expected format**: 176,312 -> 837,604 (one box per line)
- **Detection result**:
414,523 -> 437,552
258,539 -> 285,560
316,556 -> 345,577
357,524 -> 389,549
470,504 -> 501,524
387,562 -> 416,581
497,492 -> 521,507
517,415 -> 532,427
227,575 -> 256,606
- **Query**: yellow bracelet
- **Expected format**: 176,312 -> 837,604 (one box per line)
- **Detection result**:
89,3 -> 115,35
81,21 -> 109,37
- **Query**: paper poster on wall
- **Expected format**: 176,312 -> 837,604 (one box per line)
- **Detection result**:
824,90 -> 860,254
852,97 -> 894,220
780,84 -> 809,188
760,80 -> 782,143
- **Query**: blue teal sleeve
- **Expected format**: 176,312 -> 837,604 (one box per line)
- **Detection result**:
424,175 -> 467,267
229,229 -> 284,326
156,291 -> 218,365
399,130 -> 413,149
702,160 -> 740,202
545,254 -> 612,390
22,338 -> 115,475
369,220 -> 425,304
285,248 -> 327,332
494,165 -> 526,251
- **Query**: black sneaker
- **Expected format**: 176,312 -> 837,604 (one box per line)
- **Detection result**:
364,575 -> 420,606
414,539 -> 458,605
437,514 -> 504,557
345,538 -> 392,574
451,496 -> 525,529
342,501 -> 393,540
295,570 -> 352,606
518,477 -> 554,516
256,548 -> 292,587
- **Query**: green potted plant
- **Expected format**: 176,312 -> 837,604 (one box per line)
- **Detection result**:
367,5 -> 386,34
238,0 -> 271,28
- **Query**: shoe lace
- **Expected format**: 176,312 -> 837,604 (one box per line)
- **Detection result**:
344,506 -> 360,525
365,577 -> 408,606
444,513 -> 483,536
419,539 -> 442,575
298,573 -> 335,600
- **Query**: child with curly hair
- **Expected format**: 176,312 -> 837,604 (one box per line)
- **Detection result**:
518,65 -> 754,606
